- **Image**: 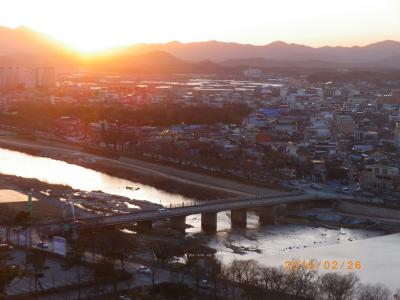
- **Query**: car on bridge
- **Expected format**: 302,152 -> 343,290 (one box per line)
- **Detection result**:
136,266 -> 152,275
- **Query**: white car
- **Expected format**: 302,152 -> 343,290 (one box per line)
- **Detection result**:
136,266 -> 152,275
342,187 -> 351,194
36,241 -> 49,249
199,279 -> 210,289
0,243 -> 13,250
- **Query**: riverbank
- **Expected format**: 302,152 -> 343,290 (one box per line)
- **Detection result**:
0,173 -> 162,222
0,135 -> 285,200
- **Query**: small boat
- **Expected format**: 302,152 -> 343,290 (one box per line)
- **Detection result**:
126,186 -> 140,191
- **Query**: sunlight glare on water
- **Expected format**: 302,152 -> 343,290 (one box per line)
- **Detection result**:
0,147 -> 194,206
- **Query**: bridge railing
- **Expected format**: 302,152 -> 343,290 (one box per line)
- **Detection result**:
164,191 -> 304,209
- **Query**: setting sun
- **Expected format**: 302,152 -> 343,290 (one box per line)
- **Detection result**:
0,0 -> 399,52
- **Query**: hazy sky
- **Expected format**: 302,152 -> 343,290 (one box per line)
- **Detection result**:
0,0 -> 399,52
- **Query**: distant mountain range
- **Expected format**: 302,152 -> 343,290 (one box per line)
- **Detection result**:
1,26 -> 400,71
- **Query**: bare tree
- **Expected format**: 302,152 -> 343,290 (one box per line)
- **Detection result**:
226,259 -> 260,300
64,240 -> 85,300
220,264 -> 236,300
258,266 -> 286,294
319,273 -> 359,300
0,247 -> 20,299
25,250 -> 48,293
284,268 -> 318,299
0,206 -> 17,243
357,283 -> 391,300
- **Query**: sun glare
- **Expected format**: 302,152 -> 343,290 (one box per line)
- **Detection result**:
0,0 -> 399,53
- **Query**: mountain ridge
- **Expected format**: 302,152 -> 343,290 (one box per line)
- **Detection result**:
0,26 -> 399,70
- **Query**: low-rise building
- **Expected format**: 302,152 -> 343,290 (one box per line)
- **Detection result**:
359,164 -> 400,192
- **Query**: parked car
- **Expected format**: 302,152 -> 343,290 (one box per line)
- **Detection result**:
0,243 -> 13,250
36,241 -> 49,249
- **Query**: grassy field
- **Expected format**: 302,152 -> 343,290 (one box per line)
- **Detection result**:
0,189 -> 62,220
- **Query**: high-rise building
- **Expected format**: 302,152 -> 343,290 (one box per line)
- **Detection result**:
35,67 -> 56,88
0,66 -> 55,90
0,67 -> 19,89
394,122 -> 400,150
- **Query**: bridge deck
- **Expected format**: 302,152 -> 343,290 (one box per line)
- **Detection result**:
77,192 -> 338,226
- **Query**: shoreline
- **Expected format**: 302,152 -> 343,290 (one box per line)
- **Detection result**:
0,173 -> 164,222
0,135 -> 285,200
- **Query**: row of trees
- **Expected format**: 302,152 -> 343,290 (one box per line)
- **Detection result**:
4,101 -> 251,131
218,259 -> 395,300
0,206 -> 31,245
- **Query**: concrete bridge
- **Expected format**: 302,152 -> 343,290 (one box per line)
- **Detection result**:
64,191 -> 353,233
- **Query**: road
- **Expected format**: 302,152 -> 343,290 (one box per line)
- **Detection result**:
1,229 -> 192,300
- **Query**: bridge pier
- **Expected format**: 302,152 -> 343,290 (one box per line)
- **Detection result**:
231,209 -> 247,228
201,212 -> 217,232
170,216 -> 186,232
136,220 -> 152,233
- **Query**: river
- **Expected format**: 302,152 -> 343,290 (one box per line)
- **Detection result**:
0,147 -> 194,206
1,146 -> 397,290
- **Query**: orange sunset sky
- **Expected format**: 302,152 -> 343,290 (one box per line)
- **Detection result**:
0,0 -> 399,52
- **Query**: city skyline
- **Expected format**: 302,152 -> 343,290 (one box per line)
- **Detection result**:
0,0 -> 399,52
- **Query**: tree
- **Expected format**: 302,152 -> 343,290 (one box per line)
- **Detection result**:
284,268 -> 318,299
76,224 -> 101,264
13,211 -> 31,247
25,250 -> 48,292
0,206 -> 16,243
93,258 -> 119,293
219,265 -> 233,300
319,273 -> 359,300
225,259 -> 260,300
13,211 -> 31,228
98,227 -> 134,270
258,266 -> 287,295
357,283 -> 391,300
0,248 -> 20,299
151,241 -> 176,266
64,240 -> 85,299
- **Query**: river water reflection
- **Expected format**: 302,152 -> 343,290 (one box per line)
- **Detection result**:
0,147 -> 194,207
